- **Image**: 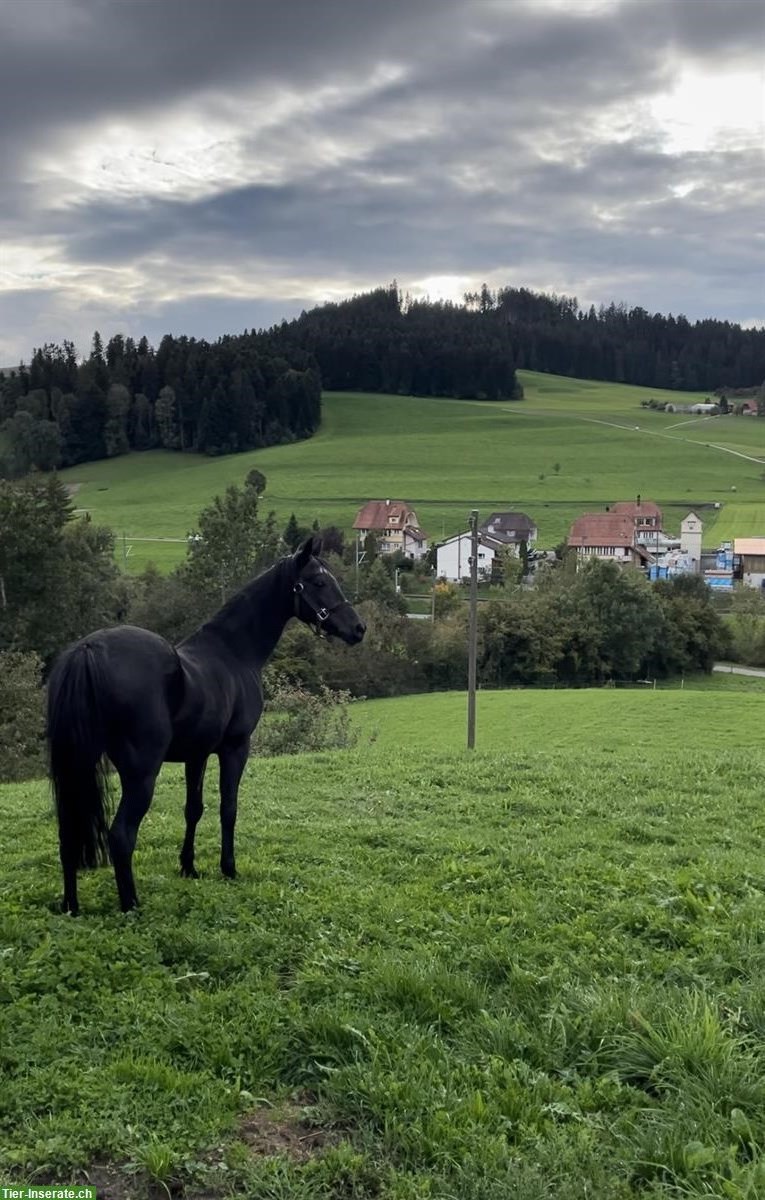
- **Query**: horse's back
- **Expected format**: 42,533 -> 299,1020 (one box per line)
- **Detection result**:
61,624 -> 179,685
53,625 -> 183,749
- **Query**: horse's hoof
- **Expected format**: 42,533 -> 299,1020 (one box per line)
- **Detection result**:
180,864 -> 200,879
220,864 -> 237,880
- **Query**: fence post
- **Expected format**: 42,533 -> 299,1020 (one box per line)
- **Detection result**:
467,510 -> 479,750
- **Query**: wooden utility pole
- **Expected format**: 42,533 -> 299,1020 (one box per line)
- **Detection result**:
467,509 -> 479,750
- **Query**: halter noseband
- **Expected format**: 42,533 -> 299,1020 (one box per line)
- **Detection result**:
293,579 -> 348,637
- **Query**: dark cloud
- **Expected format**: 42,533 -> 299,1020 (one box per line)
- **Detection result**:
0,0 -> 462,157
0,0 -> 763,361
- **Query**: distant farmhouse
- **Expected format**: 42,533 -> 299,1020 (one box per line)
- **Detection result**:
567,499 -> 714,580
568,497 -> 662,568
436,511 -> 536,581
353,500 -> 428,560
664,402 -> 719,415
567,513 -> 653,569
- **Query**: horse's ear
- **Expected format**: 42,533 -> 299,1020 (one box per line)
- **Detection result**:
294,535 -> 318,570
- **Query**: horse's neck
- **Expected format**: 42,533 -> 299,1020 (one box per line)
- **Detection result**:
204,563 -> 291,669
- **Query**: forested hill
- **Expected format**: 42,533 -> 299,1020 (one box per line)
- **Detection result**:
0,333 -> 321,475
490,287 -> 765,392
2,283 -> 762,477
256,283 -> 522,400
262,283 -> 764,396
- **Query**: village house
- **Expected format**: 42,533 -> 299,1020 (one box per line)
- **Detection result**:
567,513 -> 653,569
734,537 -> 765,590
610,497 -> 663,537
436,530 -> 501,581
436,511 -> 537,581
353,499 -> 428,560
480,511 -> 537,550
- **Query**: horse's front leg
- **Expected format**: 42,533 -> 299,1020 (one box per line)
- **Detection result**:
218,738 -> 250,879
180,755 -> 208,878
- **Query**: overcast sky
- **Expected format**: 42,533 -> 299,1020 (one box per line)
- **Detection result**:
1,0 -> 763,363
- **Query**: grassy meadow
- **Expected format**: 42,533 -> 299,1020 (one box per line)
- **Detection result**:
57,371 -> 765,571
350,681 -> 765,756
1,689 -> 764,1198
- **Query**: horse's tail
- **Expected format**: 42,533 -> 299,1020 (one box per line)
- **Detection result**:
47,641 -> 112,869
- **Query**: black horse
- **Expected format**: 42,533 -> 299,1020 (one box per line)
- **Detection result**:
47,536 -> 365,914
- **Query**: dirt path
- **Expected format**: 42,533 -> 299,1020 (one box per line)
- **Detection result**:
500,406 -> 765,466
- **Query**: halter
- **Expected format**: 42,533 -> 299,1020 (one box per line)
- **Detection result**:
293,579 -> 348,637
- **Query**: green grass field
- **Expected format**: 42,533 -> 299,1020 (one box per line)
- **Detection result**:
350,684 -> 765,755
57,371 -> 765,571
1,689 -> 764,1198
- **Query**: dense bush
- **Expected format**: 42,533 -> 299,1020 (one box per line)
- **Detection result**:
0,651 -> 45,781
727,587 -> 765,666
315,601 -> 428,698
254,676 -> 357,757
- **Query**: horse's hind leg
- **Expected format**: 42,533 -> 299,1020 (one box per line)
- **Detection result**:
180,755 -> 208,878
59,845 -> 79,915
109,767 -> 160,912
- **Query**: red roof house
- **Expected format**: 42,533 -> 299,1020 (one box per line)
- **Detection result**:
353,499 -> 428,559
568,513 -> 652,568
610,498 -> 663,531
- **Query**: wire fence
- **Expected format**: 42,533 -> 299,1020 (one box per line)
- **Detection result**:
474,673 -> 765,693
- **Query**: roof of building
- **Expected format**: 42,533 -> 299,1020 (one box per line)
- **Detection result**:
568,513 -> 636,548
734,537 -> 765,556
404,526 -> 427,542
438,530 -> 502,551
353,500 -> 414,530
611,500 -> 663,521
481,511 -> 537,533
681,511 -> 702,528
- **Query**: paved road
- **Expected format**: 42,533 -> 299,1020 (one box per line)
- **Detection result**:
713,662 -> 765,678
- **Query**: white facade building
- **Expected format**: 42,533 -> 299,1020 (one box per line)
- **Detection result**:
680,512 -> 703,571
436,531 -> 499,582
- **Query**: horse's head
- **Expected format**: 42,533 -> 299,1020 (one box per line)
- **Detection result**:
291,535 -> 366,645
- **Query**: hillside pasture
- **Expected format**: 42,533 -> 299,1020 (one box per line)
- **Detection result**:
1,687 -> 764,1197
56,371 -> 765,571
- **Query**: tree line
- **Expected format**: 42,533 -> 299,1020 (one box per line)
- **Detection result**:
0,331 -> 321,476
473,286 -> 765,393
263,282 -> 763,396
3,282 -> 761,478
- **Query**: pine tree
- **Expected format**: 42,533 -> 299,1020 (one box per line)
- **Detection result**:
282,512 -> 307,552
